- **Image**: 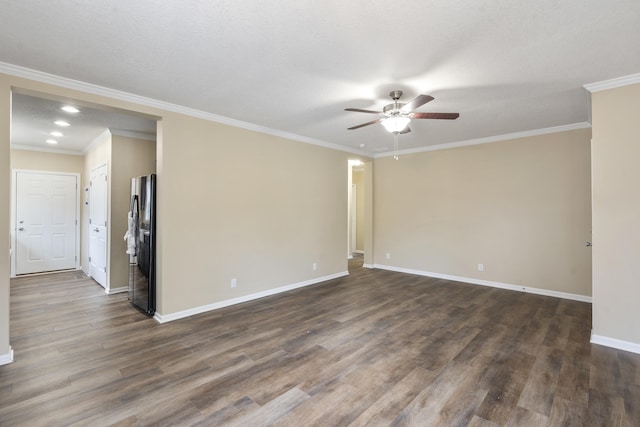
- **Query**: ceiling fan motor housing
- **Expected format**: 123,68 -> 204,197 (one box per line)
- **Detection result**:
389,90 -> 403,100
385,90 -> 405,115
384,102 -> 405,115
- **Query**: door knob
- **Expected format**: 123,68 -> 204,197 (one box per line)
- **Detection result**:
94,228 -> 100,232
18,227 -> 24,231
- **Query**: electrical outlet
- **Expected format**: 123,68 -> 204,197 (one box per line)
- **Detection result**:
386,253 -> 391,260
231,278 -> 237,288
477,264 -> 484,272
312,262 -> 317,271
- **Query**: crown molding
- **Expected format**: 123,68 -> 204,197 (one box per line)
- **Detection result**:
0,61 -> 369,157
109,128 -> 156,141
374,122 -> 592,158
584,73 -> 640,93
10,143 -> 83,156
82,129 -> 112,155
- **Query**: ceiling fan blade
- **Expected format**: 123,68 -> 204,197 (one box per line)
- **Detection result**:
345,108 -> 382,114
400,95 -> 434,112
399,126 -> 411,134
412,112 -> 459,120
347,118 -> 382,130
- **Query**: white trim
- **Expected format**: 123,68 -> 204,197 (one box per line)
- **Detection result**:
372,264 -> 592,303
375,122 -> 592,158
591,332 -> 640,355
0,61 -> 368,156
9,144 -> 83,156
154,271 -> 349,323
106,286 -> 128,295
0,347 -> 14,366
109,128 -> 156,141
7,268 -> 81,278
363,263 -> 374,269
584,73 -> 640,93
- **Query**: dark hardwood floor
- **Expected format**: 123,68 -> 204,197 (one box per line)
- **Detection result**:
1,260 -> 639,426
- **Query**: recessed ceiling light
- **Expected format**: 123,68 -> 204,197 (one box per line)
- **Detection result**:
61,105 -> 79,113
54,120 -> 70,127
46,139 -> 58,144
50,131 -> 64,137
359,143 -> 366,148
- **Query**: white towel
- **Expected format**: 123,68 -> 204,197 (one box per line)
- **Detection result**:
124,211 -> 137,255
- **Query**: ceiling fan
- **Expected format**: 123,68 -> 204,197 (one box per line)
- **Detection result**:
345,90 -> 459,134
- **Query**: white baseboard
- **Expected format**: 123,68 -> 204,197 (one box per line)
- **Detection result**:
591,333 -> 640,355
106,286 -> 128,295
372,264 -> 592,303
154,271 -> 349,323
363,264 -> 374,269
0,347 -> 14,366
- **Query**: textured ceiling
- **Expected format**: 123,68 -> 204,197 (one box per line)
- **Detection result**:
2,1 -> 640,155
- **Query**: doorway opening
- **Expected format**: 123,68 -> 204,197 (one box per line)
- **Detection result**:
9,88 -> 158,291
348,159 -> 371,271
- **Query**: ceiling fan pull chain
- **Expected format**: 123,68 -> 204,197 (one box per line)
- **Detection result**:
394,133 -> 399,160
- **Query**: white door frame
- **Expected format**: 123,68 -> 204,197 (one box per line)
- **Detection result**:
347,160 -> 363,259
88,163 -> 109,289
351,184 -> 357,254
10,169 -> 81,278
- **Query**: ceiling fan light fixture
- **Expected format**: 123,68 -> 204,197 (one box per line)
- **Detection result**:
61,105 -> 80,114
381,116 -> 410,133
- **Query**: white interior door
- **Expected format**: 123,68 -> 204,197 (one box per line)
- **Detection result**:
89,164 -> 108,288
15,172 -> 78,275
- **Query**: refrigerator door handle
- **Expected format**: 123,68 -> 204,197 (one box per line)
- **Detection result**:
131,194 -> 139,215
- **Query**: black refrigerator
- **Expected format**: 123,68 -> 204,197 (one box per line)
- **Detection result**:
128,174 -> 156,315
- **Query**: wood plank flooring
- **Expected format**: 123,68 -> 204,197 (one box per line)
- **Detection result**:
1,260 -> 639,426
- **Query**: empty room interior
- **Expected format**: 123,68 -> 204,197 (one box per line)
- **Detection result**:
1,2 -> 640,426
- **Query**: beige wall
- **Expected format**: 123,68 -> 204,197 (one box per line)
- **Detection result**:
10,149 -> 83,174
373,128 -> 592,297
591,83 -> 640,345
108,134 -> 156,290
158,112 -> 348,315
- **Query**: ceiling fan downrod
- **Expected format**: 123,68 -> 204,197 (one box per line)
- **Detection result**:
385,90 -> 405,115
